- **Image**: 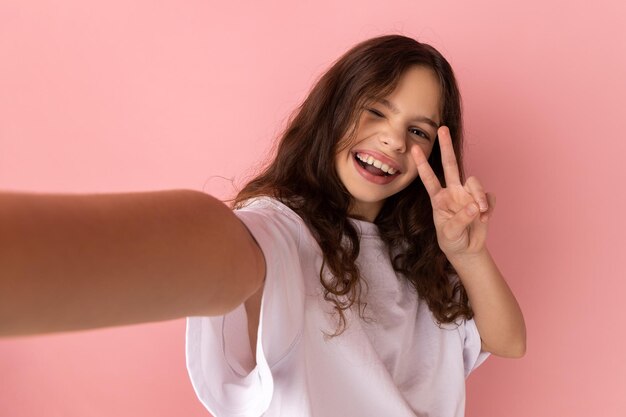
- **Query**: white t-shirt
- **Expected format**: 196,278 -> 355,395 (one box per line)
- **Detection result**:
186,197 -> 489,417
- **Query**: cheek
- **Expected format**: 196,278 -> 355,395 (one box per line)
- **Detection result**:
407,166 -> 420,184
336,121 -> 361,151
408,141 -> 434,166
336,147 -> 352,166
422,142 -> 435,159
334,148 -> 354,180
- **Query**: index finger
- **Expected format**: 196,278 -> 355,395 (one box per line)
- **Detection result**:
438,126 -> 461,186
411,143 -> 441,197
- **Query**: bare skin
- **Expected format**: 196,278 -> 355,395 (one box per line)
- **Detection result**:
411,126 -> 526,357
0,189 -> 265,337
0,127 -> 525,361
244,125 -> 526,363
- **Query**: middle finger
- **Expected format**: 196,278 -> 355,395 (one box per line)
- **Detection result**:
438,126 -> 461,187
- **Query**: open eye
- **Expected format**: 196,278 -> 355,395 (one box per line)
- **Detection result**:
409,127 -> 430,141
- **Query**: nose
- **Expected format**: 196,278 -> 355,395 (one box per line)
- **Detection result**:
378,128 -> 406,153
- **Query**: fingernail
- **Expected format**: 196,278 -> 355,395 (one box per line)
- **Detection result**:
466,203 -> 478,215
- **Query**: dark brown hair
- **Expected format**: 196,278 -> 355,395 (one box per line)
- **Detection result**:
234,34 -> 472,335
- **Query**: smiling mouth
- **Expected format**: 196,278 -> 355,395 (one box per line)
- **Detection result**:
353,153 -> 399,177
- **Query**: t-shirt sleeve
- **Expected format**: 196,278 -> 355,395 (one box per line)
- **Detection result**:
462,317 -> 491,377
185,199 -> 305,417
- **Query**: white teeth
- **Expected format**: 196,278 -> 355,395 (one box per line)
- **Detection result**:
356,153 -> 398,175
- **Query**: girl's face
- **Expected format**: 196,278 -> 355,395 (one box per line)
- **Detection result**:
335,66 -> 442,221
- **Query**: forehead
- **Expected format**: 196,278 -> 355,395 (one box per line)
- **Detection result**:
380,66 -> 442,124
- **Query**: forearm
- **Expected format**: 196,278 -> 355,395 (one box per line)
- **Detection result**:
0,189 -> 264,337
448,248 -> 526,358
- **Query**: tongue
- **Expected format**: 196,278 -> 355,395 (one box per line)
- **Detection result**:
364,164 -> 386,176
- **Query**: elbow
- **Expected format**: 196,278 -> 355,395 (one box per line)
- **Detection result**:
483,334 -> 527,359
510,325 -> 528,358
506,340 -> 527,358
515,332 -> 527,357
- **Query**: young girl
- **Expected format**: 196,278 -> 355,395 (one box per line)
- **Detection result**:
0,35 -> 525,417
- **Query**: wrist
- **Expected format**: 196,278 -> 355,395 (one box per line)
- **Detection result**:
445,247 -> 491,269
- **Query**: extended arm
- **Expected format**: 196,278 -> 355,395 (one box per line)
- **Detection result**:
0,189 -> 265,337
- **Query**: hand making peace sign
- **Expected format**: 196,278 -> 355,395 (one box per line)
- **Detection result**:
411,126 -> 496,258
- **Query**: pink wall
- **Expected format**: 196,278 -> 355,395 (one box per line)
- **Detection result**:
1,1 -> 625,416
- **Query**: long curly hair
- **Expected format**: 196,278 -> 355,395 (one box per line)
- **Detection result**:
234,34 -> 473,335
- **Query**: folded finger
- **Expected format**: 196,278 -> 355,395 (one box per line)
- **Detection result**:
464,176 -> 488,212
479,193 -> 496,223
442,202 -> 480,242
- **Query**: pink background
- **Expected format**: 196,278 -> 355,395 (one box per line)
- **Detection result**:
1,1 -> 625,416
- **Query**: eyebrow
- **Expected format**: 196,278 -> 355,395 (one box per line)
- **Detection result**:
379,99 -> 440,130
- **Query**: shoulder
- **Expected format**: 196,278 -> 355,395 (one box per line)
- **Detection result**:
236,196 -> 300,217
235,196 -> 304,227
234,196 -> 306,249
